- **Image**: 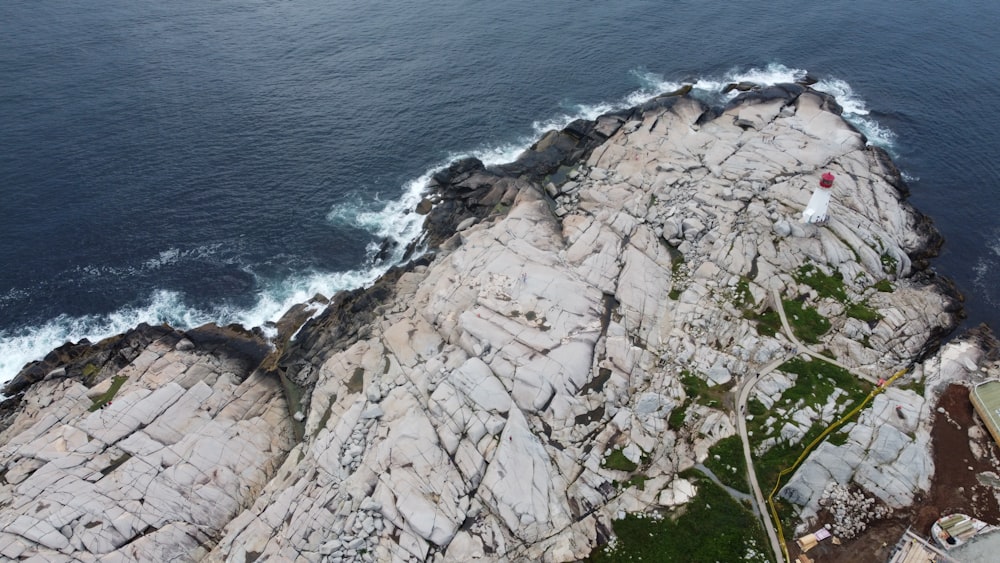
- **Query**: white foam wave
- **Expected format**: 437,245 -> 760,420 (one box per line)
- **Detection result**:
0,287 -> 30,307
974,259 -> 989,282
973,256 -> 997,306
325,194 -> 376,229
3,160 -> 444,384
531,102 -> 617,136
811,77 -> 896,150
627,64 -> 898,152
628,68 -> 684,101
970,231 -> 1000,309
72,244 -> 228,280
232,268 -> 379,331
327,168 -> 440,263
0,264 -> 385,384
3,62 -> 905,385
0,290 -> 205,385
142,244 -> 225,270
522,62 -> 893,152
467,142 -> 527,168
724,64 -> 808,88
355,171 -> 433,245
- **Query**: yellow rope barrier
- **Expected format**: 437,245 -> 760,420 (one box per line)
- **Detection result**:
763,367 -> 910,562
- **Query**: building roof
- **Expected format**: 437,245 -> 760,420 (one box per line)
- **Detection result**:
971,380 -> 1000,441
950,529 -> 1000,562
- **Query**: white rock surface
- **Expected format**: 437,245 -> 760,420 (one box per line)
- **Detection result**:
0,89 -> 964,562
780,333 -> 1000,527
658,478 -> 697,507
0,340 -> 293,562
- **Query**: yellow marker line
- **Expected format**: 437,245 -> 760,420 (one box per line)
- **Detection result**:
764,366 -> 910,562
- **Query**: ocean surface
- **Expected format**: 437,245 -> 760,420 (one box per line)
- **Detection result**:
2,0 -> 999,383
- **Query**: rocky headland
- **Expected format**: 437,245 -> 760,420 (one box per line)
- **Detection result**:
2,84 -> 998,562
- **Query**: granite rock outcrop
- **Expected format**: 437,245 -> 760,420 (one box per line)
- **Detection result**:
0,326 -> 292,561
0,86 -> 973,561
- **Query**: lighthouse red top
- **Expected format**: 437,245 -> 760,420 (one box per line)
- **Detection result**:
819,172 -> 835,189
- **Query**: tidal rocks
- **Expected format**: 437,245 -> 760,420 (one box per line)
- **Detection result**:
1,323 -> 177,399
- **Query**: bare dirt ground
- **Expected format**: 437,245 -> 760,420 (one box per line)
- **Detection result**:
785,383 -> 1000,562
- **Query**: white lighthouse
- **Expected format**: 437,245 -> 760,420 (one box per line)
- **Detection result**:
801,172 -> 835,224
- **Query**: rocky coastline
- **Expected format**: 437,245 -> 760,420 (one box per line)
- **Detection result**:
1,84 -> 996,562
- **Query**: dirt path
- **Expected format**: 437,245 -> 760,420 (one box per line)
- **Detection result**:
913,384 -> 1000,531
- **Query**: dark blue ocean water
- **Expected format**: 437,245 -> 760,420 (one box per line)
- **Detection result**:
2,0 -> 999,381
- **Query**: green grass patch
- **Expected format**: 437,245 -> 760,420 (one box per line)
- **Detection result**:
773,497 -> 800,542
794,263 -> 847,302
669,369 -> 734,429
782,298 -> 830,344
88,375 -> 128,411
898,375 -> 926,397
783,357 -> 870,397
587,477 -> 773,562
754,422 -> 828,494
777,357 -> 869,408
873,279 -> 894,292
703,434 -> 750,494
881,252 -> 898,274
827,427 -> 851,447
603,448 -> 638,472
668,404 -> 688,429
845,301 -> 881,323
680,370 -> 733,409
623,474 -> 648,491
746,307 -> 782,338
733,276 -> 756,308
795,262 -> 884,327
668,287 -> 682,300
748,357 -> 871,493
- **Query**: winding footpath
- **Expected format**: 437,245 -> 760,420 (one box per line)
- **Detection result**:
734,288 -> 884,563
736,349 -> 792,563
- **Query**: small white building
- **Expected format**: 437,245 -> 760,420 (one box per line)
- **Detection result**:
801,172 -> 835,224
